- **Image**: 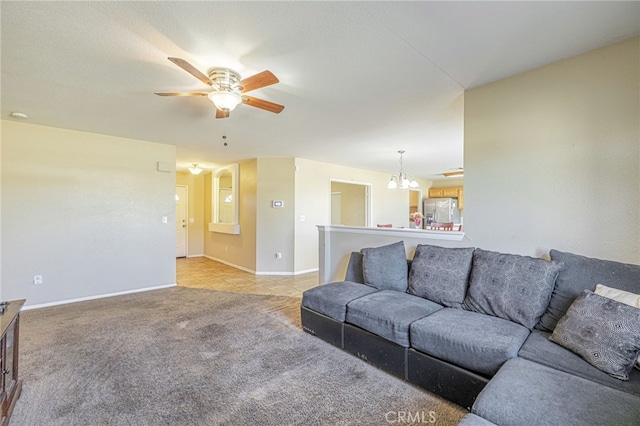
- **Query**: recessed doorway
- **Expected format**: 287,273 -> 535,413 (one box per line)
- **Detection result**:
330,180 -> 371,227
175,185 -> 188,258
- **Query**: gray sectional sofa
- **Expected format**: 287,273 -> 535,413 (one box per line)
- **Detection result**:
301,242 -> 640,425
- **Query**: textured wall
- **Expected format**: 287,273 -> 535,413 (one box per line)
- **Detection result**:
464,37 -> 639,263
1,121 -> 176,306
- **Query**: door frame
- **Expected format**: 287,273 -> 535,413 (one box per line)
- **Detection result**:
176,185 -> 188,258
329,179 -> 372,227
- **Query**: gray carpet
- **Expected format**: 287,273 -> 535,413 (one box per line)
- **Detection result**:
12,287 -> 466,425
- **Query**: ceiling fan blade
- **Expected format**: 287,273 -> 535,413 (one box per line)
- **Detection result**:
167,57 -> 213,86
239,70 -> 279,93
215,108 -> 229,119
154,92 -> 208,97
242,95 -> 285,114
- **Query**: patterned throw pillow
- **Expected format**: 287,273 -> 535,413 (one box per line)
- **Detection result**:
361,241 -> 408,292
408,245 -> 474,308
594,284 -> 640,370
549,290 -> 640,380
463,249 -> 563,330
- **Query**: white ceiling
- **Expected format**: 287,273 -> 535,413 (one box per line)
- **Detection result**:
2,2 -> 638,180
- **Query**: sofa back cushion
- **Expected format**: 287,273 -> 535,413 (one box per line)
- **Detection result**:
537,250 -> 640,332
344,252 -> 365,284
464,249 -> 563,330
408,244 -> 474,308
360,241 -> 408,292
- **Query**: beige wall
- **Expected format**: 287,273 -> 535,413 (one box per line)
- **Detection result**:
204,160 -> 257,272
464,37 -> 639,263
1,121 -> 176,307
175,172 -> 205,257
431,178 -> 464,189
256,158 -> 296,273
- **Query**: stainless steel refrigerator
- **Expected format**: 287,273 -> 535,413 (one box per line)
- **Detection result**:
423,198 -> 461,227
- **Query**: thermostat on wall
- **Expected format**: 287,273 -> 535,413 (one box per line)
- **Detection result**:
273,200 -> 284,208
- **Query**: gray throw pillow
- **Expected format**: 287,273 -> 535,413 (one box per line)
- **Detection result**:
361,241 -> 408,292
463,249 -> 563,330
408,245 -> 474,308
537,250 -> 640,332
549,290 -> 640,381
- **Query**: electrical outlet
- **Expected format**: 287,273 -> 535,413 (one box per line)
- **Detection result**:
33,275 -> 43,285
275,252 -> 282,259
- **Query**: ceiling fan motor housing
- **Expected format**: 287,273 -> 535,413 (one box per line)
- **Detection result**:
207,68 -> 242,92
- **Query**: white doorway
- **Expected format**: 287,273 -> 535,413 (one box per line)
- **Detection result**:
330,180 -> 371,227
331,192 -> 342,225
176,185 -> 188,258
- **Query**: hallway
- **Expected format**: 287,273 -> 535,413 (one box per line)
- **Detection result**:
176,257 -> 319,298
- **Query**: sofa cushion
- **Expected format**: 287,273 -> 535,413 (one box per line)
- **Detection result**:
463,249 -> 563,330
344,252 -> 365,284
549,290 -> 640,380
410,308 -> 529,376
346,290 -> 442,347
302,281 -> 379,322
408,245 -> 474,308
472,357 -> 640,426
361,241 -> 408,292
518,330 -> 640,396
538,249 -> 640,332
458,413 -> 497,426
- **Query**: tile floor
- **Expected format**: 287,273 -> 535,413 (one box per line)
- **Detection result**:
176,256 -> 319,298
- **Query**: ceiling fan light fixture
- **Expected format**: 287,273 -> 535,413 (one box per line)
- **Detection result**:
188,163 -> 203,175
443,170 -> 464,178
208,90 -> 242,112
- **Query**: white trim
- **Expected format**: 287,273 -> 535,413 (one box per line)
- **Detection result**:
186,254 -> 204,258
255,268 -> 319,276
202,255 -> 317,276
203,255 -> 256,274
23,283 -> 177,310
317,224 -> 465,242
329,179 -> 373,227
211,163 -> 240,234
208,222 -> 241,234
176,184 -> 189,257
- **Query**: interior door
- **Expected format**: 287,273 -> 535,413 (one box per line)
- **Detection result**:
175,185 -> 188,258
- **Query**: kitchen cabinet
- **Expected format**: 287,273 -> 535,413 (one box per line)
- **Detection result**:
428,188 -> 444,198
428,187 -> 464,210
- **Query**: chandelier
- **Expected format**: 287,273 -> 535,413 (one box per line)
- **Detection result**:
188,164 -> 203,175
387,150 -> 419,189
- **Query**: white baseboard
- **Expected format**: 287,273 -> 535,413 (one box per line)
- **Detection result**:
186,254 -> 204,258
23,283 -> 177,311
203,255 -> 257,274
255,268 -> 319,276
202,255 -> 318,276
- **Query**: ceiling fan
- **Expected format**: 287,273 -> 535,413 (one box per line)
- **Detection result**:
155,57 -> 284,119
